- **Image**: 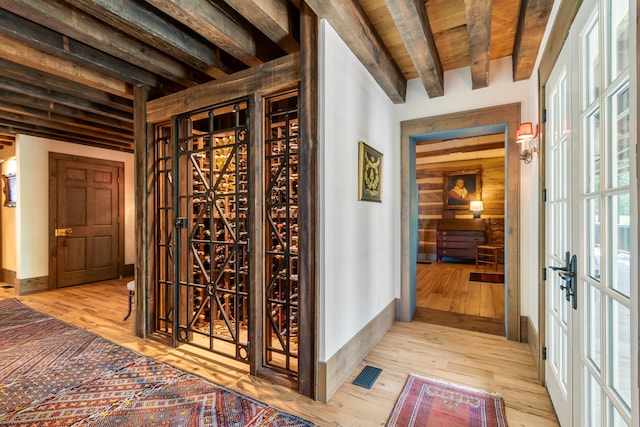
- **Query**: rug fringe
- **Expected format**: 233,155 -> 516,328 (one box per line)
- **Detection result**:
408,372 -> 504,398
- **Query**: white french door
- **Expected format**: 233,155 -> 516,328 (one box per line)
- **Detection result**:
545,0 -> 638,426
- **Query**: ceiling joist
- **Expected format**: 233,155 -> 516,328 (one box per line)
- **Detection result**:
304,0 -> 407,103
0,0 -> 553,151
465,0 -> 492,89
513,0 -> 554,81
384,0 -> 444,98
64,0 -> 233,80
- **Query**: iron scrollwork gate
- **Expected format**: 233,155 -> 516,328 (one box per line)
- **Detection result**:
167,99 -> 251,363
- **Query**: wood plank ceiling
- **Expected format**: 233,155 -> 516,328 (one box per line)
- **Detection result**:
0,0 -> 553,152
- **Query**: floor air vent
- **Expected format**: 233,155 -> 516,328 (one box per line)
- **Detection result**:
352,365 -> 382,389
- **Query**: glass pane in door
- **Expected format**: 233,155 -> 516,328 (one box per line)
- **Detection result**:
584,18 -> 600,106
586,283 -> 602,370
606,0 -> 629,84
607,194 -> 631,297
608,297 -> 631,410
586,370 -> 603,425
586,197 -> 601,280
585,109 -> 601,193
609,86 -> 630,188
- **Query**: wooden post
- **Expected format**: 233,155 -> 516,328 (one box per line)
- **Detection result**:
298,0 -> 318,399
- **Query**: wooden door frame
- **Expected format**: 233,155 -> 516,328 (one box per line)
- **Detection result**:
399,103 -> 522,342
48,152 -> 125,289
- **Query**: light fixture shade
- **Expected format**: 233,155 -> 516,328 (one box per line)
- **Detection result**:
469,200 -> 484,212
516,122 -> 536,142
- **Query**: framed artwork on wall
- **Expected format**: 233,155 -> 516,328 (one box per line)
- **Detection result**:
443,169 -> 481,210
358,141 -> 383,202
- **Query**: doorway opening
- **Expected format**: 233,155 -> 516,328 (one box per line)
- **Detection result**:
399,104 -> 522,341
413,132 -> 506,335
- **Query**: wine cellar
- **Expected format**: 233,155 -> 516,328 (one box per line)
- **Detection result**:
153,90 -> 301,383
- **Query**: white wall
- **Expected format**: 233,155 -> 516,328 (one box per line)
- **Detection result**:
319,20 -> 401,361
395,58 -> 538,323
15,135 -> 135,280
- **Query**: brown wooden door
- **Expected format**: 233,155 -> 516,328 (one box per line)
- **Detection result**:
54,156 -> 121,287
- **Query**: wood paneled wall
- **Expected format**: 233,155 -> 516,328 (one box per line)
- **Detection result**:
416,143 -> 505,260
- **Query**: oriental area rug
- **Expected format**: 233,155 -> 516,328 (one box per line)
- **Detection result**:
0,298 -> 314,427
386,374 -> 508,427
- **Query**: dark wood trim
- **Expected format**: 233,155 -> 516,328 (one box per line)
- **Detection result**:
304,0 -> 406,103
538,0 -> 583,85
248,92 -> 264,377
133,84 -> 151,338
48,156 -> 59,289
401,103 -> 521,341
147,53 -> 300,124
298,0 -> 318,400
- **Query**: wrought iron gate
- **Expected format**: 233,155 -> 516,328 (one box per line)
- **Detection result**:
154,92 -> 301,380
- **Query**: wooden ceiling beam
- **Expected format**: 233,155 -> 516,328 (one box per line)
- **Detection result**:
304,0 -> 406,103
0,35 -> 133,100
384,0 -> 444,98
145,0 -> 262,67
513,0 -> 554,81
0,125 -> 132,152
221,0 -> 299,53
3,0 -> 202,87
0,116 -> 133,149
0,102 -> 132,143
64,0 -> 234,80
0,109 -> 133,144
0,89 -> 133,133
0,59 -> 133,118
465,0 -> 492,89
0,9 -> 164,88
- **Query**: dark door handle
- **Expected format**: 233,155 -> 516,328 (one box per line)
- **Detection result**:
549,251 -> 577,310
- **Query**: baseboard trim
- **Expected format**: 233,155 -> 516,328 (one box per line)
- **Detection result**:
2,268 -> 16,286
16,276 -> 49,295
123,264 -> 134,277
527,317 -> 540,379
317,299 -> 396,402
520,315 -> 529,343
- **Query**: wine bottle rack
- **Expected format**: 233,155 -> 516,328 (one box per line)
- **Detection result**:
153,90 -> 301,380
264,91 -> 299,374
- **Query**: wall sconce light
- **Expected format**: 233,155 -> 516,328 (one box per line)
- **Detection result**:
470,200 -> 484,219
516,122 -> 538,164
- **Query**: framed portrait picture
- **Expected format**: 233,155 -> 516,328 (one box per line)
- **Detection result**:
443,169 -> 481,210
358,141 -> 383,202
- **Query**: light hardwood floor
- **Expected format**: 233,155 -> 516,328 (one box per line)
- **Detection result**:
0,279 -> 558,426
416,261 -> 505,318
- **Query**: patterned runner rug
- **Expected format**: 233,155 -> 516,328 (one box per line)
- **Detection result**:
386,374 -> 508,426
0,298 -> 315,426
